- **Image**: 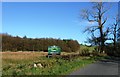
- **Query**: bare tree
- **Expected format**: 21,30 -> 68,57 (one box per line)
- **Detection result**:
117,29 -> 120,43
81,2 -> 111,53
111,15 -> 120,52
117,15 -> 120,43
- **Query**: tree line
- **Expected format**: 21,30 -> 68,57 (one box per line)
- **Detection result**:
2,33 -> 80,52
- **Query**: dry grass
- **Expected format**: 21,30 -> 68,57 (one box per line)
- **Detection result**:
61,52 -> 80,55
1,51 -> 80,66
2,52 -> 47,60
2,51 -> 79,60
1,52 -> 48,65
1,51 -> 80,60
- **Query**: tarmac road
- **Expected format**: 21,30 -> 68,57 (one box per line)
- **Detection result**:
68,58 -> 119,77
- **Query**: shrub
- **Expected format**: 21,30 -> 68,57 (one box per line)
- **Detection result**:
105,45 -> 115,56
79,48 -> 90,56
91,50 -> 99,56
104,43 -> 120,57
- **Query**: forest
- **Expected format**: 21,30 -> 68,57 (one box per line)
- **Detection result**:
1,33 -> 80,52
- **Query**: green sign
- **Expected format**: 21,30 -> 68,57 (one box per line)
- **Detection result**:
48,45 -> 61,55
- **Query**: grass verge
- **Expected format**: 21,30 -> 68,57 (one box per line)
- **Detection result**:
2,52 -> 106,76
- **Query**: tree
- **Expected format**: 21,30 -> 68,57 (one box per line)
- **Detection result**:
23,35 -> 27,39
117,1 -> 120,42
117,29 -> 120,42
111,15 -> 120,52
105,14 -> 120,56
2,34 -> 80,52
81,2 -> 111,53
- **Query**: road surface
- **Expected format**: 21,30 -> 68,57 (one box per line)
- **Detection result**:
68,59 -> 119,76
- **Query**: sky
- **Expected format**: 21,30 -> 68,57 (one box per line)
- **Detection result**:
2,2 -> 118,44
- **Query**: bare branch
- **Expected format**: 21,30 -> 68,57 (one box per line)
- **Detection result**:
117,28 -> 120,32
101,17 -> 107,26
83,26 -> 99,33
101,10 -> 107,17
81,9 -> 97,22
103,27 -> 110,37
81,9 -> 89,20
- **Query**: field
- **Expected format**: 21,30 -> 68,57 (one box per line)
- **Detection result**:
1,51 -> 96,76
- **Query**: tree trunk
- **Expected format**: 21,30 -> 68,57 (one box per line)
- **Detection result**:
98,9 -> 104,53
99,25 -> 104,53
113,24 -> 117,53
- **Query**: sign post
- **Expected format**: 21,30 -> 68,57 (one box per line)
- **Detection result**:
48,45 -> 61,58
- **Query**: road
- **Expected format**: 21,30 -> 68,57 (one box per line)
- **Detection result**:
68,59 -> 119,76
